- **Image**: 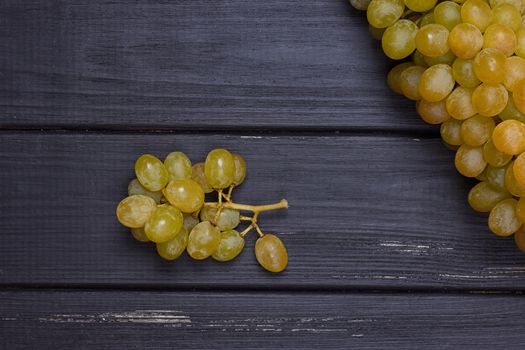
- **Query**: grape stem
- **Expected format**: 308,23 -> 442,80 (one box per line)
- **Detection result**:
205,199 -> 288,213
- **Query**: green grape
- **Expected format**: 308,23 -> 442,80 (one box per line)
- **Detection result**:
485,165 -> 509,191
459,115 -> 495,146
452,58 -> 481,89
500,94 -> 525,123
367,0 -> 405,29
144,205 -> 183,243
514,152 -> 525,186
191,162 -> 214,194
505,161 -> 525,196
232,153 -> 247,186
472,83 -> 508,117
212,230 -> 245,262
488,198 -> 522,237
492,4 -> 522,32
417,99 -> 451,124
381,19 -> 418,60
423,50 -> 456,66
419,12 -> 435,27
449,23 -> 483,59
187,221 -> 221,260
461,0 -> 493,33
503,56 -> 525,92
415,24 -> 450,58
418,64 -> 455,102
156,227 -> 188,261
205,148 -> 235,190
183,213 -> 200,232
199,206 -> 240,231
404,0 -> 437,12
473,48 -> 506,85
116,195 -> 157,228
255,234 -> 288,273
446,87 -> 476,120
130,227 -> 150,242
400,66 -> 426,100
492,120 -> 525,155
164,151 -> 192,180
387,62 -> 414,94
516,28 -> 525,58
483,139 -> 512,167
127,178 -> 163,203
489,0 -> 523,14
440,118 -> 463,146
135,154 -> 169,191
434,1 -> 461,31
483,24 -> 516,57
512,82 -> 525,114
163,179 -> 204,213
468,181 -> 511,212
350,0 -> 372,11
455,144 -> 487,177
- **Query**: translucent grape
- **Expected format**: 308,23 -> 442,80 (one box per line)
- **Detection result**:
460,115 -> 495,146
446,87 -> 476,120
500,94 -> 525,123
232,153 -> 247,186
255,234 -> 288,273
130,227 -> 150,242
488,198 -> 522,237
492,4 -> 522,33
367,0 -> 405,29
472,48 -> 506,84
448,23 -> 484,59
156,227 -> 188,261
417,99 -> 451,124
423,50 -> 457,66
433,1 -> 461,31
468,181 -> 511,212
485,164 -> 509,190
505,161 -> 525,196
483,24 -> 517,56
116,195 -> 157,228
135,154 -> 169,192
489,0 -> 523,14
516,28 -> 525,58
440,118 -> 463,146
503,56 -> 525,92
455,144 -> 487,177
483,139 -> 512,167
452,58 -> 481,89
199,206 -> 240,231
471,83 -> 508,117
144,205 -> 183,243
191,162 -> 214,194
350,0 -> 372,11
404,0 -> 437,12
187,221 -> 220,260
419,12 -> 435,27
205,148 -> 235,190
513,152 -> 525,186
183,213 -> 200,233
415,24 -> 450,58
212,230 -> 245,262
492,120 -> 525,155
381,19 -> 418,60
461,0 -> 493,33
418,64 -> 455,102
164,151 -> 192,181
511,81 -> 525,114
387,62 -> 414,94
127,178 -> 162,203
399,65 -> 426,100
163,179 -> 204,213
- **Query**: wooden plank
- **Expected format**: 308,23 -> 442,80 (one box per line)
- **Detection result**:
1,132 -> 524,289
1,290 -> 525,349
0,0 -> 425,131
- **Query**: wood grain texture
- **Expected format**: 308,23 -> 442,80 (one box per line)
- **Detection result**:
0,0 -> 425,131
1,290 -> 525,349
1,132 -> 524,289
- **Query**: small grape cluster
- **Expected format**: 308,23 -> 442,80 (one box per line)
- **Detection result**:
350,0 -> 525,251
116,148 -> 289,272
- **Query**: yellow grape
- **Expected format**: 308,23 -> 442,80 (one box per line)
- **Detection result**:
387,62 -> 414,94
505,161 -> 525,196
492,4 -> 522,32
415,24 -> 450,58
461,0 -> 493,33
472,48 -> 506,84
382,19 -> 418,60
440,118 -> 463,146
468,181 -> 511,212
130,227 -> 150,242
511,81 -> 525,114
471,83 -> 508,117
144,205 -> 184,243
516,197 -> 525,222
191,162 -> 214,194
516,28 -> 525,58
232,153 -> 247,186
503,56 -> 525,92
404,0 -> 437,12
446,86 -> 476,120
483,139 -> 513,167
163,179 -> 205,213
449,23 -> 483,59
434,1 -> 462,31
455,144 -> 487,177
156,227 -> 188,261
116,195 -> 157,228
187,221 -> 221,260
417,99 -> 451,124
255,234 -> 288,273
205,148 -> 235,190
485,164 -> 510,190
500,94 -> 525,123
423,50 -> 457,66
164,151 -> 192,181
452,58 -> 481,89
488,198 -> 522,237
418,64 -> 455,102
513,152 -> 525,186
482,24 -> 516,56
400,66 -> 426,100
367,0 -> 404,29
135,154 -> 169,192
492,120 -> 525,155
460,115 -> 495,146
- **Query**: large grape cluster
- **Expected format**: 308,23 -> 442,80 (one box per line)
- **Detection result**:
351,0 -> 525,251
116,148 -> 289,272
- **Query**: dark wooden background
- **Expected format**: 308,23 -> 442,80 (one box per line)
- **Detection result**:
1,1 -> 524,349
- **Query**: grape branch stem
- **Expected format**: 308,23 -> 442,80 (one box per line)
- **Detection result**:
205,199 -> 288,213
